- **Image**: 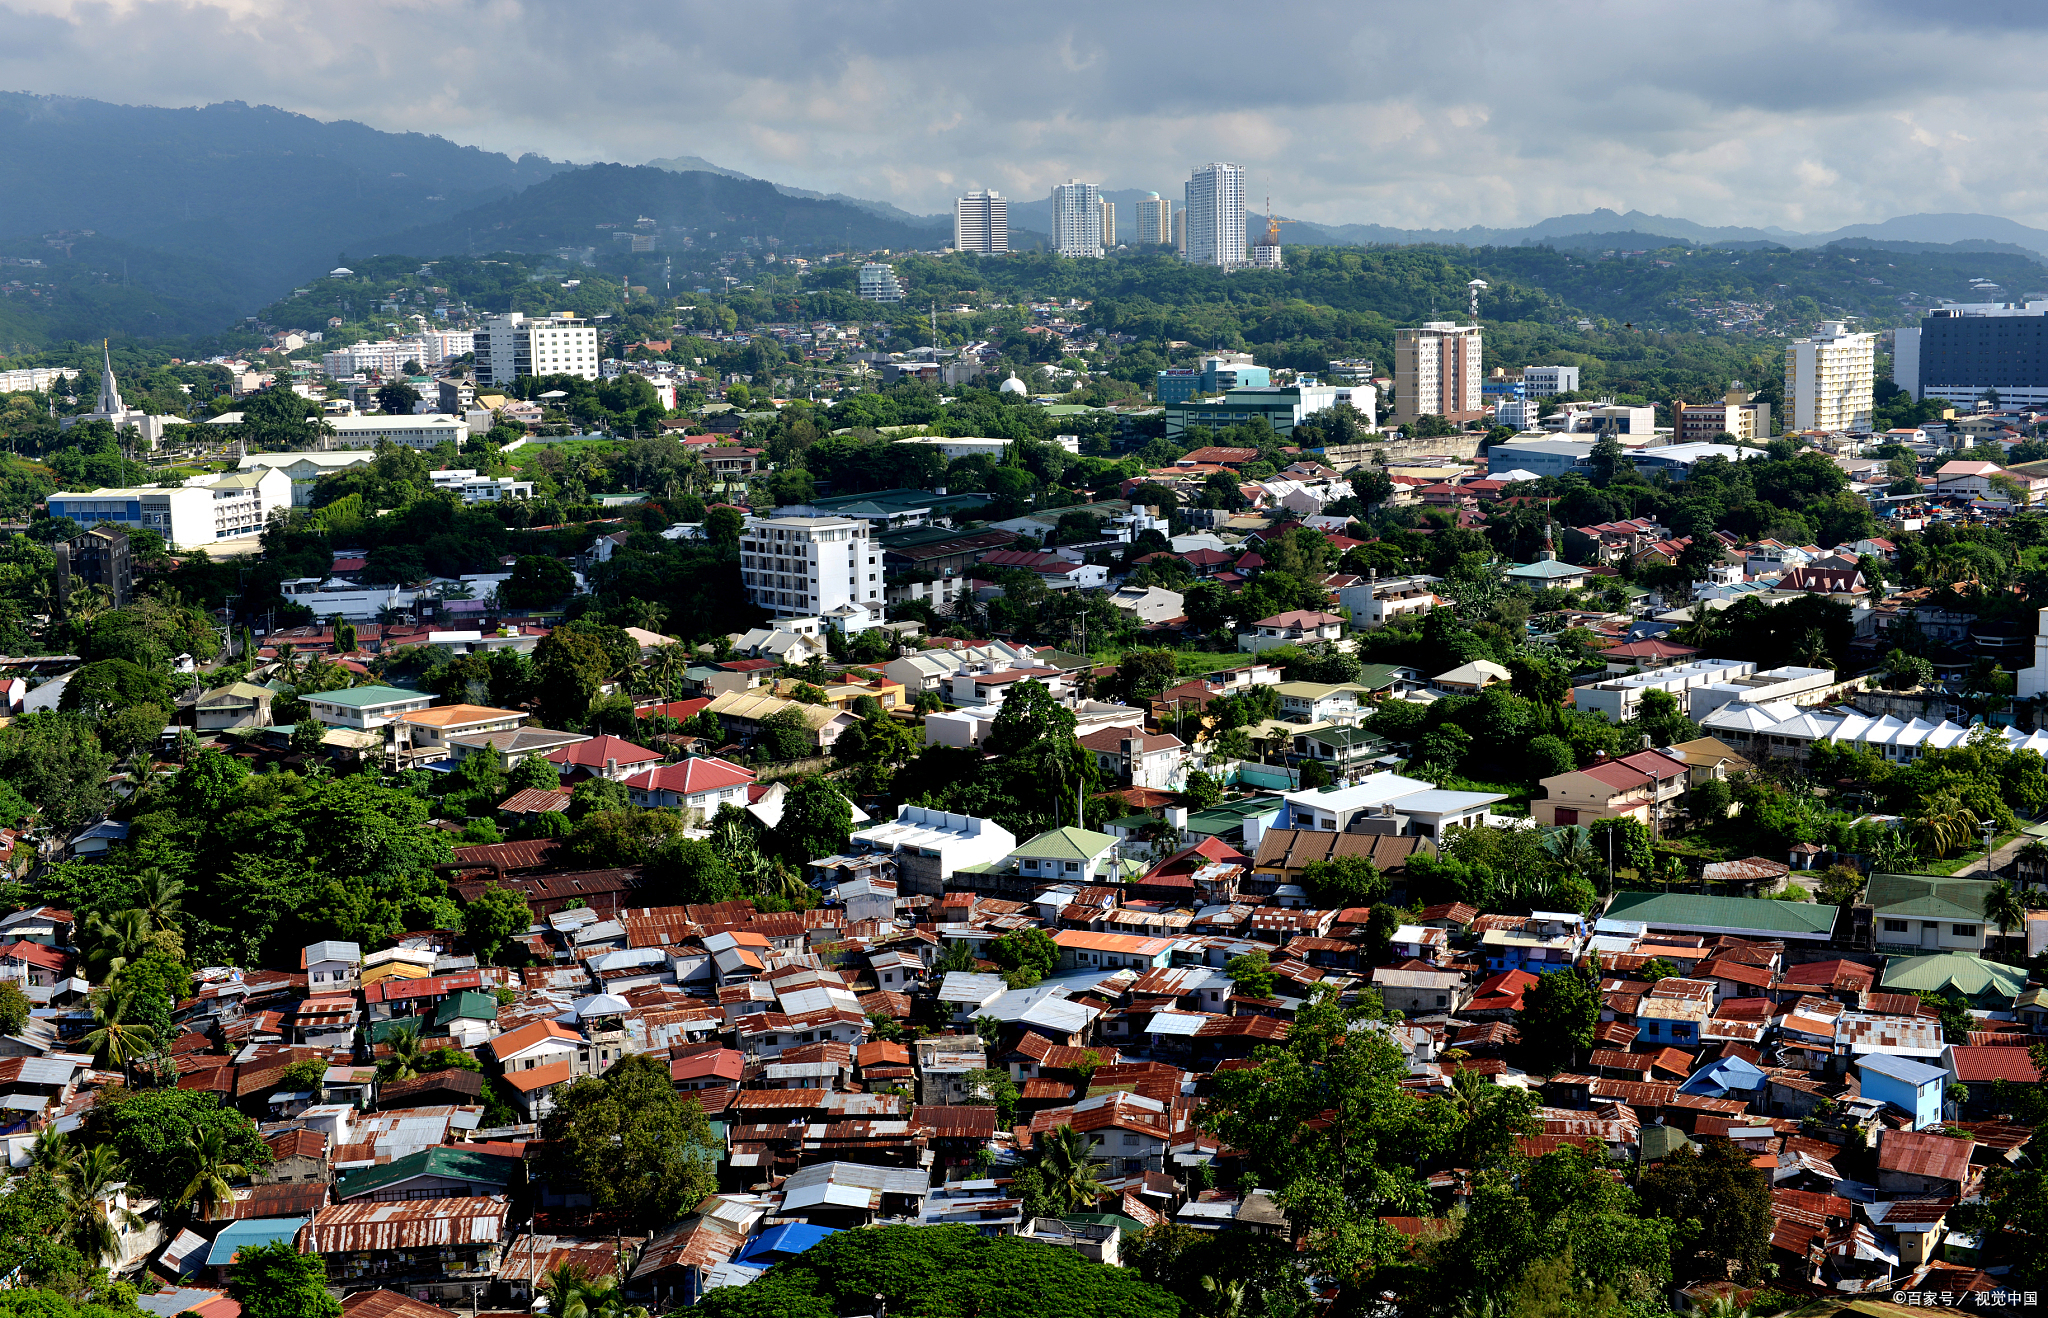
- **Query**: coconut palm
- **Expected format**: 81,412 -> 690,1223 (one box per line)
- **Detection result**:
1200,1275 -> 1248,1318
79,906 -> 154,981
755,859 -> 812,910
129,869 -> 185,935
28,1126 -> 76,1179
82,989 -> 159,1083
1911,789 -> 1980,859
378,1022 -> 426,1082
1029,1124 -> 1108,1213
63,1143 -> 143,1266
1984,879 -> 2027,946
179,1123 -> 250,1220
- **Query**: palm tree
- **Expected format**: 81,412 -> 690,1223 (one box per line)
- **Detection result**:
1200,1275 -> 1248,1318
179,1123 -> 250,1220
1912,789 -> 1981,859
82,989 -> 159,1084
1030,1124 -> 1108,1213
28,1126 -> 76,1179
755,859 -> 812,910
79,907 -> 154,981
130,870 -> 185,935
63,1143 -> 143,1267
1984,880 -> 2027,947
378,1023 -> 426,1082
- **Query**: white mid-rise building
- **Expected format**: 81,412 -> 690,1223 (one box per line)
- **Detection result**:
476,311 -> 600,387
1184,163 -> 1246,268
430,470 -> 536,503
1785,321 -> 1876,432
47,466 -> 291,551
954,191 -> 1009,254
1521,366 -> 1581,397
857,263 -> 907,303
237,451 -> 377,506
324,415 -> 468,450
1135,193 -> 1172,247
740,516 -> 882,620
1049,180 -> 1104,259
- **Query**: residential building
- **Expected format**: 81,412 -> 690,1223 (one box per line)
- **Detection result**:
547,734 -> 662,782
1183,163 -> 1246,267
389,704 -> 528,767
1238,609 -> 1344,654
1077,728 -> 1186,790
47,466 -> 292,551
1531,747 -> 1690,829
1784,321 -> 1876,432
1521,365 -> 1580,397
1331,573 -> 1440,629
1135,193 -> 1171,246
1394,322 -> 1484,424
1106,584 -> 1185,626
53,525 -> 132,609
476,311 -> 600,386
1292,725 -> 1391,777
1277,771 -> 1504,841
1274,681 -> 1366,725
1866,874 -> 1996,953
195,682 -> 275,731
1574,657 -> 1760,723
1098,196 -> 1117,248
1048,180 -> 1104,259
740,516 -> 882,620
1915,300 -> 2048,409
954,190 -> 1009,254
1053,929 -> 1175,973
430,470 -> 534,503
1672,387 -> 1772,444
302,685 -> 435,731
1859,1054 -> 1947,1130
622,757 -> 756,820
1013,827 -> 1122,885
1431,660 -> 1511,696
943,662 -> 1071,709
1173,205 -> 1186,253
857,263 -> 906,302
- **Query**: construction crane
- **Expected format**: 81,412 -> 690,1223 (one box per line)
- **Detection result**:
1258,196 -> 1298,249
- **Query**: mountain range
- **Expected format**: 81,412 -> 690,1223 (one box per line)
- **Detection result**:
4,93 -> 2048,356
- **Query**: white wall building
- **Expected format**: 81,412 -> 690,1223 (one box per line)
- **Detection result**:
325,415 -> 469,450
476,311 -> 600,387
1098,196 -> 1118,248
47,466 -> 291,551
740,516 -> 882,620
1785,321 -> 1876,432
1522,366 -> 1581,397
1049,180 -> 1104,259
237,451 -> 377,506
857,263 -> 907,303
430,470 -> 536,503
955,191 -> 1009,254
1184,163 -> 1246,268
1135,193 -> 1171,246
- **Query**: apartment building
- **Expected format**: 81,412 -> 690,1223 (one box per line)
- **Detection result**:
1183,163 -> 1246,267
857,263 -> 906,302
1784,321 -> 1875,432
1394,322 -> 1484,424
476,311 -> 600,386
1135,193 -> 1172,246
954,191 -> 1009,254
1049,181 -> 1104,259
740,516 -> 882,620
1673,387 -> 1773,443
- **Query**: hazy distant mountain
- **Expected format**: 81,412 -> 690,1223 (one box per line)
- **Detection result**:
645,156 -> 948,229
0,94 -> 566,294
354,164 -> 946,262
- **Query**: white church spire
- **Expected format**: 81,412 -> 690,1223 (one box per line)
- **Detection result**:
97,339 -> 124,416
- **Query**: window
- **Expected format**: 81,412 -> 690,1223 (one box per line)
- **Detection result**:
1951,924 -> 1977,938
1884,920 -> 1909,933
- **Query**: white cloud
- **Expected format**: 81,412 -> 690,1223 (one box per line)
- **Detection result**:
6,0 -> 2048,230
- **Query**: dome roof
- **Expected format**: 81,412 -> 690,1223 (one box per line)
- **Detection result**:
999,372 -> 1027,395
329,267 -> 354,277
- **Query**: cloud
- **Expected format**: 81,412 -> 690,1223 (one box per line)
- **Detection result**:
5,0 -> 2048,230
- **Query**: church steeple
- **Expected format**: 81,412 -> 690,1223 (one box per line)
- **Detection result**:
97,339 -> 124,416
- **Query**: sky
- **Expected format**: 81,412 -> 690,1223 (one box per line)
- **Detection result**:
5,0 -> 2048,231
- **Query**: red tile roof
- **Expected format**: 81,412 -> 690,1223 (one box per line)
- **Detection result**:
1945,1046 -> 2042,1084
546,734 -> 661,768
624,756 -> 755,796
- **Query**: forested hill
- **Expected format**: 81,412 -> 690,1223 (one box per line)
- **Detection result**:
352,165 -> 950,264
0,95 -> 566,293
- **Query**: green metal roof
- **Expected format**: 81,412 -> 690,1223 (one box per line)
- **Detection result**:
1353,664 -> 1405,691
335,1144 -> 521,1201
1014,827 -> 1119,860
1297,726 -> 1387,749
1604,890 -> 1839,938
432,990 -> 500,1028
1865,873 -> 1995,921
1879,953 -> 2027,1006
366,1016 -> 427,1045
305,684 -> 429,709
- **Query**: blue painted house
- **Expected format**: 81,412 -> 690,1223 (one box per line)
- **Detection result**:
1859,1054 -> 1946,1130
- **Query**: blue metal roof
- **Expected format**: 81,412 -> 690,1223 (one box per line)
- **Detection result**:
737,1222 -> 839,1264
1859,1053 -> 1947,1088
206,1216 -> 309,1264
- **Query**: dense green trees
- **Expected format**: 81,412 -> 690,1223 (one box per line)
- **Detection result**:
227,1240 -> 341,1318
536,1053 -> 723,1231
78,1088 -> 270,1205
1514,964 -> 1601,1073
695,1224 -> 1180,1318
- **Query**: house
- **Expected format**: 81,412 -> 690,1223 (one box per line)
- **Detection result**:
301,941 -> 362,992
334,1146 -> 522,1204
1875,1128 -> 1974,1198
388,704 -> 528,768
1865,874 -> 1997,953
1239,610 -> 1345,654
195,682 -> 275,731
1274,681 -> 1367,726
943,663 -> 1071,709
780,1162 -> 930,1227
1599,639 -> 1700,673
547,734 -> 662,782
847,805 -> 1018,896
486,1018 -> 583,1076
976,549 -> 1109,590
1292,725 -> 1391,776
1107,585 -> 1186,627
705,689 -> 857,752
1277,772 -> 1504,841
1371,967 -> 1473,1015
1532,747 -> 1690,829
1053,929 -> 1175,973
302,685 -> 435,730
299,1197 -> 510,1304
442,725 -> 589,768
1859,1054 -> 1947,1130
1941,1043 -> 2043,1115
1430,660 -> 1511,695
1502,553 -> 1598,591
622,757 -> 756,820
1077,728 -> 1186,790
1010,828 -> 1123,885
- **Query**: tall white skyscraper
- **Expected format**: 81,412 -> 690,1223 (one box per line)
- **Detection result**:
1135,193 -> 1172,246
1184,163 -> 1246,267
954,190 -> 1009,254
1048,180 -> 1104,259
1098,197 -> 1117,249
1784,321 -> 1876,432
